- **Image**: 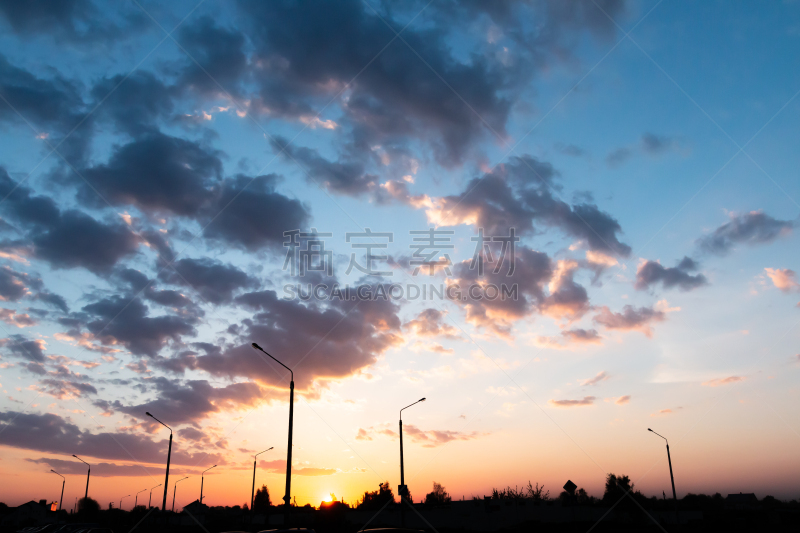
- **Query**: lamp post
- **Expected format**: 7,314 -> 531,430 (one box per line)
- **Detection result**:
648,428 -> 678,520
251,343 -> 294,513
134,489 -> 147,508
200,465 -> 217,505
146,412 -> 172,511
251,447 -> 274,510
50,470 -> 65,513
148,484 -> 161,509
399,397 -> 426,527
172,477 -> 189,512
72,455 -> 90,501
119,495 -> 130,510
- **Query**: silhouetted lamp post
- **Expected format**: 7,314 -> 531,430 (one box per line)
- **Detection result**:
399,397 -> 426,526
172,476 -> 189,512
119,495 -> 130,510
72,455 -> 90,500
147,411 -> 172,511
135,488 -> 146,508
251,343 -> 294,512
50,470 -> 65,512
251,447 -> 274,509
200,465 -> 217,504
148,484 -> 161,509
648,428 -> 678,518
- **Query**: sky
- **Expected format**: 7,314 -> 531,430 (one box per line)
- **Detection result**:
0,0 -> 799,511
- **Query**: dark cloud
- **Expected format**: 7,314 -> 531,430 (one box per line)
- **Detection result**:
26,457 -> 178,478
96,377 -> 267,426
80,132 -> 223,216
176,16 -> 248,99
184,285 -> 403,389
561,328 -> 602,344
82,295 -> 197,357
593,304 -> 666,337
450,245 -> 552,336
0,169 -> 141,274
270,136 -> 377,196
0,0 -> 145,43
697,211 -> 793,255
0,265 -> 33,301
158,257 -> 257,305
90,71 -> 175,136
554,143 -> 586,157
0,335 -> 47,361
425,156 -> 631,257
0,411 -> 223,465
0,54 -> 91,163
640,132 -> 681,154
635,256 -> 707,291
201,174 -> 311,251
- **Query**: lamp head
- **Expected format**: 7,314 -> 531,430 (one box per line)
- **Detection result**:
72,454 -> 77,458
648,428 -> 653,432
251,342 -> 261,350
146,412 -> 152,417
420,397 -> 426,402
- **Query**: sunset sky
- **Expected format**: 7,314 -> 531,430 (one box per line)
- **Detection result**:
0,0 -> 799,511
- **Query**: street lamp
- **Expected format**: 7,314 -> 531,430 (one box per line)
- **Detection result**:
399,397 -> 426,526
146,411 -> 173,511
200,465 -> 217,505
119,495 -> 130,510
50,470 -> 65,512
648,428 -> 678,519
251,447 -> 274,510
148,484 -> 161,509
172,476 -> 189,512
134,489 -> 147,508
72,455 -> 90,500
251,343 -> 294,512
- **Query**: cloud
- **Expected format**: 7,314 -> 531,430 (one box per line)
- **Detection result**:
593,304 -> 667,337
561,328 -> 603,344
0,335 -> 47,361
356,423 -> 485,448
187,285 -> 403,390
640,132 -> 682,155
539,259 -> 590,321
0,308 -> 37,327
579,371 -> 609,387
95,377 -> 271,426
635,256 -> 707,292
697,210 -> 793,255
764,268 -> 800,293
614,395 -> 630,405
548,396 -> 596,408
403,308 -> 459,339
158,257 -> 257,305
605,147 -> 631,167
0,411 -> 224,465
26,457 -> 182,478
702,376 -> 745,387
81,295 -> 197,357
423,157 -> 631,258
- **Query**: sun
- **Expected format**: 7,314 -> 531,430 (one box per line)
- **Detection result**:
321,493 -> 333,503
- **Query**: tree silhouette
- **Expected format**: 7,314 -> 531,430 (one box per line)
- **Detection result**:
358,481 -> 394,510
253,484 -> 271,510
425,482 -> 452,505
77,497 -> 99,515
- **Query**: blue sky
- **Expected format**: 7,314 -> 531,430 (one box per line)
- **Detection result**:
0,0 -> 798,508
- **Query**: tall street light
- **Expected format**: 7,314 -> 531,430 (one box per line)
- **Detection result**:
251,343 -> 294,512
119,495 -> 130,510
251,447 -> 274,510
50,470 -> 65,512
399,397 -> 426,527
148,484 -> 161,509
172,476 -> 189,512
648,428 -> 678,519
147,412 -> 172,511
72,455 -> 90,500
200,465 -> 217,505
134,489 -> 147,508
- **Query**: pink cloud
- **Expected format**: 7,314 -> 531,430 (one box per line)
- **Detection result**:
702,376 -> 745,387
764,268 -> 800,292
548,396 -> 596,408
